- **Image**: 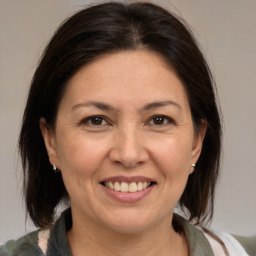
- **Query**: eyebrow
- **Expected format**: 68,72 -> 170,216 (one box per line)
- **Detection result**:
72,101 -> 115,112
72,100 -> 182,112
141,100 -> 182,111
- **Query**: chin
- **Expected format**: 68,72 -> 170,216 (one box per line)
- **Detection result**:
100,209 -> 163,235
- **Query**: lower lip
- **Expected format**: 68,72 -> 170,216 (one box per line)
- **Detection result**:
101,184 -> 155,203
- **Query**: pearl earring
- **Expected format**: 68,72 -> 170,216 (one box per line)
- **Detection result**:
53,163 -> 58,173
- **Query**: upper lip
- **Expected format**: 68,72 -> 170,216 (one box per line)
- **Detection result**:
100,176 -> 156,184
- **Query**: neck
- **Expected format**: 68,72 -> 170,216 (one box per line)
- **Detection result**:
67,212 -> 188,256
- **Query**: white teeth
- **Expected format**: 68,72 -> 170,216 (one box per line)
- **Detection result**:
105,181 -> 152,193
137,182 -> 143,191
129,182 -> 137,193
114,182 -> 120,192
109,181 -> 114,189
120,182 -> 128,192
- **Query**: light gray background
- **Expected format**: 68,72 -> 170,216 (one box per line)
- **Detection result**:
1,0 -> 255,243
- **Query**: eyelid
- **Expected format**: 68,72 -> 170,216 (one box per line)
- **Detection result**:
147,115 -> 176,126
80,115 -> 110,126
80,114 -> 175,127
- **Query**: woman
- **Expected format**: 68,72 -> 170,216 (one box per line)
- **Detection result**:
0,1 -> 255,256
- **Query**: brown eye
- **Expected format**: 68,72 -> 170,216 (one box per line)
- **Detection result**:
82,116 -> 108,126
153,116 -> 165,125
90,117 -> 104,125
148,115 -> 172,126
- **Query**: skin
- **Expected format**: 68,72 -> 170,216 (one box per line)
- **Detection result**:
40,50 -> 206,256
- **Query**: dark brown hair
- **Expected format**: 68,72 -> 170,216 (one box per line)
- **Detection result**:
19,1 -> 222,228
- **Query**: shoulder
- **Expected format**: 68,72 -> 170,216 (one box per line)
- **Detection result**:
0,209 -> 72,256
174,214 -> 256,256
204,230 -> 256,256
0,230 -> 45,256
232,234 -> 256,256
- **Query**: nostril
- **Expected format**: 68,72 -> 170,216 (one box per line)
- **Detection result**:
111,156 -> 145,168
113,160 -> 124,166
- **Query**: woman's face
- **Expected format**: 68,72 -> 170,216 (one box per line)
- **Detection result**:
41,50 -> 205,234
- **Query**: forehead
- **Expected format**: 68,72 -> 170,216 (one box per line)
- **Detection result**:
60,50 -> 189,109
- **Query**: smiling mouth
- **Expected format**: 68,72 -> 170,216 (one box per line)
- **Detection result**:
101,181 -> 156,193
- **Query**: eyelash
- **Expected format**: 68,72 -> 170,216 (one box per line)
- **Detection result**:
80,115 -> 175,127
147,115 -> 175,126
81,115 -> 176,128
81,115 -> 109,126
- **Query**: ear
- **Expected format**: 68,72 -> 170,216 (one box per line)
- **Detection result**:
190,120 -> 207,174
39,117 -> 60,169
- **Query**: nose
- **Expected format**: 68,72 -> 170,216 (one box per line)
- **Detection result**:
109,127 -> 149,168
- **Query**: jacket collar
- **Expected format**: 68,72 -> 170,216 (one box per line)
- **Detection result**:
174,214 -> 215,256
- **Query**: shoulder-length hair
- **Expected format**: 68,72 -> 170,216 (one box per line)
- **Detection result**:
19,1 -> 222,228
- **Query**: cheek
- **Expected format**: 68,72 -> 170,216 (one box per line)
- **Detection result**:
153,139 -> 192,205
151,135 -> 193,174
56,135 -> 109,177
55,135 -> 110,205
